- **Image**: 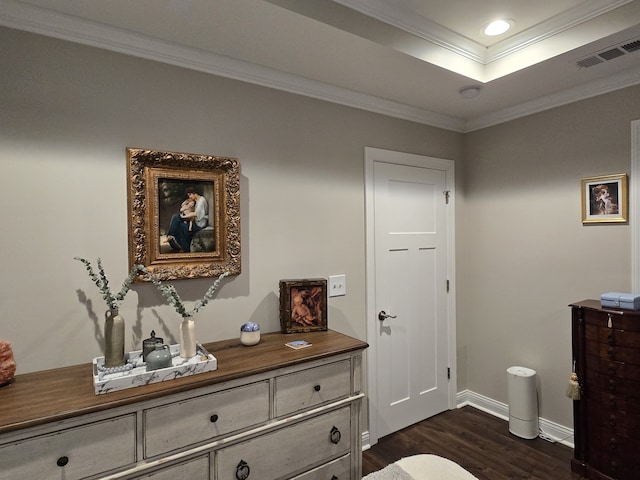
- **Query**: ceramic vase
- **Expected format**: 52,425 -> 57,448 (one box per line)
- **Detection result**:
146,344 -> 172,371
104,308 -> 125,367
180,316 -> 196,358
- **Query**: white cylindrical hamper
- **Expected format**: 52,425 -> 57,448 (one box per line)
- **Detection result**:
507,366 -> 538,439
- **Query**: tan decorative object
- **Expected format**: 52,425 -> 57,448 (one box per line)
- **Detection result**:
0,340 -> 16,386
127,148 -> 241,281
104,308 -> 125,367
179,316 -> 197,359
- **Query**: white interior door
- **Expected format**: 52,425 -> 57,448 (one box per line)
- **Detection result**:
365,147 -> 456,445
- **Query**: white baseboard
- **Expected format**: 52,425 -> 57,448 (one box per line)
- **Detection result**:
362,390 -> 574,450
362,431 -> 371,451
456,389 -> 574,448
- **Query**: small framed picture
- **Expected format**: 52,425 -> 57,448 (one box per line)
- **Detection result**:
581,173 -> 628,224
279,279 -> 328,333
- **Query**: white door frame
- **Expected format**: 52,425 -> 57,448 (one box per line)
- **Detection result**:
364,147 -> 457,446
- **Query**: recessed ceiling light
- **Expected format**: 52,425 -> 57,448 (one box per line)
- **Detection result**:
484,19 -> 513,36
459,86 -> 481,99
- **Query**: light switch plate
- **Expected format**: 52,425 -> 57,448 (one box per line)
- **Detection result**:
328,275 -> 346,297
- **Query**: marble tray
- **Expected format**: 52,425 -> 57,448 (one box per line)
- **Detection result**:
92,343 -> 217,395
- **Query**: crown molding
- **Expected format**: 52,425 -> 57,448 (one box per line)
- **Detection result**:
333,0 -> 486,63
465,66 -> 640,132
0,0 -> 466,132
1,0 -> 638,133
486,0 -> 634,62
335,0 -> 633,65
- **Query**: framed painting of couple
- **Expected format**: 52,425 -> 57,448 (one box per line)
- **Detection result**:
127,148 -> 241,280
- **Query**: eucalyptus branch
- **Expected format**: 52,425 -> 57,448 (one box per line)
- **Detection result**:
75,257 -> 142,310
139,267 -> 231,318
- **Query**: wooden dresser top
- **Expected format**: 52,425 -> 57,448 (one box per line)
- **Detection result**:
570,299 -> 640,315
0,330 -> 367,434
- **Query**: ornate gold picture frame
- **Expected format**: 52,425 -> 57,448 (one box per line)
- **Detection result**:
279,279 -> 328,334
127,148 -> 241,280
581,173 -> 628,224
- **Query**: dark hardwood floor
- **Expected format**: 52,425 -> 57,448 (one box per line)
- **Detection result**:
362,406 -> 583,480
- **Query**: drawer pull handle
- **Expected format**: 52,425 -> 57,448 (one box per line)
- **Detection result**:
314,384 -> 321,392
609,414 -> 617,426
609,379 -> 616,392
610,437 -> 617,450
330,426 -> 342,444
56,456 -> 69,467
609,395 -> 617,407
331,476 -> 339,480
608,347 -> 615,359
607,332 -> 614,344
608,363 -> 616,375
210,414 -> 219,423
236,460 -> 250,480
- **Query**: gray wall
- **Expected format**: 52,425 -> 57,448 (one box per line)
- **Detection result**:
2,25 -> 639,434
0,26 -> 461,374
460,88 -> 639,426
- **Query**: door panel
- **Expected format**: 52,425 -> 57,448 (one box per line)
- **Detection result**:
373,160 -> 449,439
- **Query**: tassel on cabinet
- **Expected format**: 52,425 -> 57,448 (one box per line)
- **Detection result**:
566,360 -> 580,400
566,372 -> 581,400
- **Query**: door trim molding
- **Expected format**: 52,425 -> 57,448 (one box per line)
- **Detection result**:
364,147 -> 456,446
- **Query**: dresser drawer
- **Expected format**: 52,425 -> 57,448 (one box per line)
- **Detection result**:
586,423 -> 640,457
585,355 -> 640,382
587,449 -> 640,480
585,324 -> 640,348
586,340 -> 640,365
292,454 -> 351,480
586,402 -> 640,440
133,455 -> 209,479
590,391 -> 640,414
586,371 -> 638,397
144,381 -> 269,458
583,310 -> 640,331
0,414 -> 136,480
275,360 -> 351,417
586,425 -> 640,480
216,406 -> 351,480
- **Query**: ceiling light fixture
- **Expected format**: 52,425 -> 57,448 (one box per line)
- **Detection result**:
459,86 -> 481,99
484,19 -> 513,36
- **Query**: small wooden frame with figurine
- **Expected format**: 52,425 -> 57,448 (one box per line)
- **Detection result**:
279,279 -> 327,333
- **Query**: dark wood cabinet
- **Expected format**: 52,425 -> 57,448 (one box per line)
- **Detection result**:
571,300 -> 640,480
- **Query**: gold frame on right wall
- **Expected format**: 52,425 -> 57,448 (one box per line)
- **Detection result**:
581,173 -> 628,224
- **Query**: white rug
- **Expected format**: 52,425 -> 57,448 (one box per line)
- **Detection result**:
363,454 -> 478,480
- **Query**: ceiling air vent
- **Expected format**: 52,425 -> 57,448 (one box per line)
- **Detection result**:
577,56 -> 604,68
621,39 -> 640,53
599,48 -> 625,60
575,36 -> 640,68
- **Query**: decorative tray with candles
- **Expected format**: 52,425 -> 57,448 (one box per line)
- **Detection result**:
92,343 -> 217,395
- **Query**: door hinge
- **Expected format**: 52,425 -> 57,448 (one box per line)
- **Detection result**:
447,367 -> 451,380
446,280 -> 450,292
443,190 -> 450,204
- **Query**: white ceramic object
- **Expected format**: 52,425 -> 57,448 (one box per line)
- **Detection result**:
240,322 -> 260,346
